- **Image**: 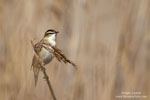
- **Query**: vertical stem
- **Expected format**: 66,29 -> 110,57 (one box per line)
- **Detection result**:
41,67 -> 57,100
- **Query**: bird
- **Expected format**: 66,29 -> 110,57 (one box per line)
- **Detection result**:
31,29 -> 76,86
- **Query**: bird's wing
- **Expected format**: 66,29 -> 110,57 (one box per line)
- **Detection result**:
31,39 -> 45,86
33,39 -> 44,54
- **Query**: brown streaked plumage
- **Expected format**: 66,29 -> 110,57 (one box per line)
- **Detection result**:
31,29 -> 76,86
42,42 -> 77,68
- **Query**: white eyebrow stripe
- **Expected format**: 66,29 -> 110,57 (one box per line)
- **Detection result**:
47,31 -> 54,34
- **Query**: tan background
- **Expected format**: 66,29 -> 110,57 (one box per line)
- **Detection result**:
0,0 -> 150,100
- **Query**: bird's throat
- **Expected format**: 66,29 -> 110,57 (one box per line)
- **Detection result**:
45,34 -> 56,46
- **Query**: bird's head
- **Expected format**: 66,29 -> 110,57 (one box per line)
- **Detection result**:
44,29 -> 59,46
44,29 -> 59,37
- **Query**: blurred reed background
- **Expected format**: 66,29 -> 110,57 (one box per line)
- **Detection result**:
0,0 -> 150,100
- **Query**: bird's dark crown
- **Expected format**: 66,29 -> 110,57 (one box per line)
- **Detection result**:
44,29 -> 59,37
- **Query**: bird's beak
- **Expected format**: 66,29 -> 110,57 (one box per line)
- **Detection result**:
56,31 -> 59,34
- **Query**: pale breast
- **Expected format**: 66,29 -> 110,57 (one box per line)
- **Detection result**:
39,47 -> 54,64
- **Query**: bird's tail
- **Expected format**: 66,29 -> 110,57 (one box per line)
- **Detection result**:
33,67 -> 40,86
31,55 -> 41,86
